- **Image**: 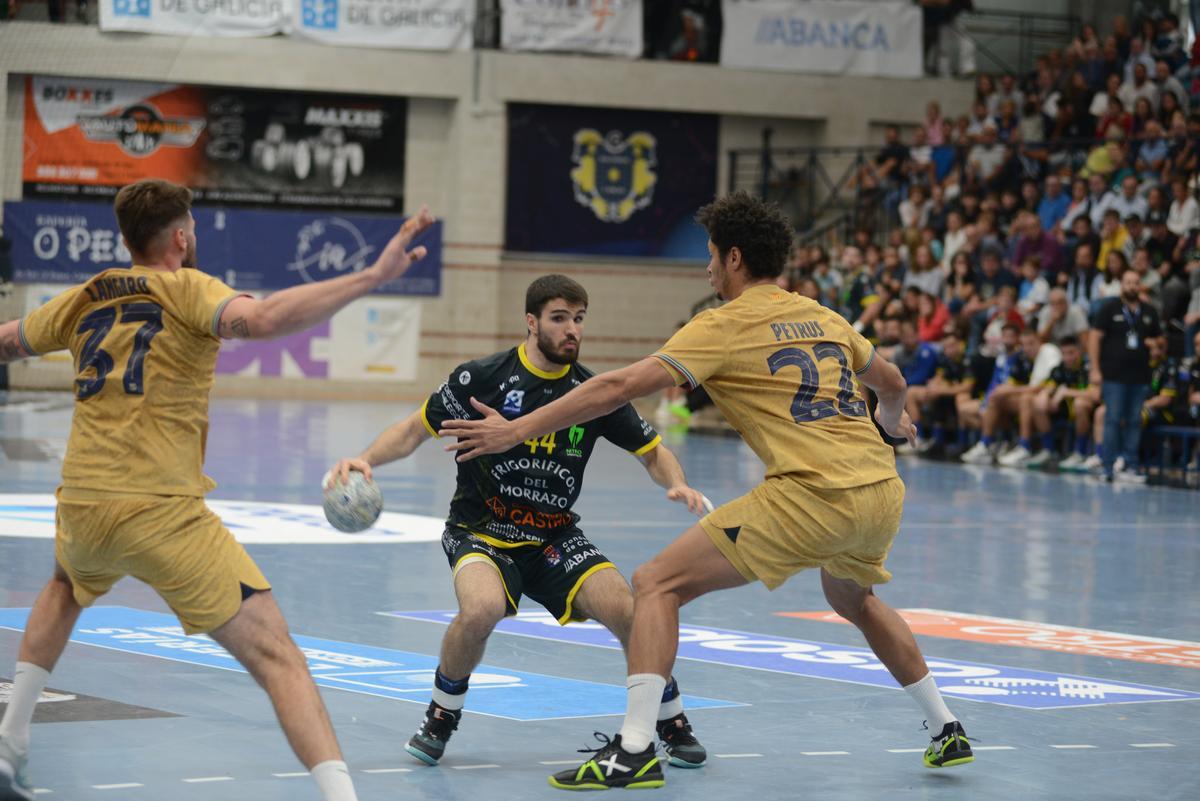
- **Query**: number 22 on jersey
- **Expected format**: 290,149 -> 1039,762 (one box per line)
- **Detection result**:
74,302 -> 164,400
768,342 -> 867,423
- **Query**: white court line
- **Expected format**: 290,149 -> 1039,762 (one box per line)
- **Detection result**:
801,751 -> 850,756
540,760 -> 582,766
273,772 -> 310,777
452,764 -> 500,770
33,791 -> 52,796
973,746 -> 1017,751
183,776 -> 234,783
1050,745 -> 1097,750
886,748 -> 926,753
362,768 -> 413,774
92,784 -> 143,790
1130,743 -> 1176,748
714,753 -> 763,759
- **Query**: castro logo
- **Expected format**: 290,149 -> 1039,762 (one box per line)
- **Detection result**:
77,103 -> 205,157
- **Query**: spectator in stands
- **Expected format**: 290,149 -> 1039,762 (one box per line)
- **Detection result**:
1151,13 -> 1186,72
1097,208 -> 1132,270
1038,286 -> 1090,343
1110,174 -> 1149,219
966,102 -> 995,140
1087,173 -> 1114,227
941,210 -> 969,269
839,246 -> 875,327
1089,266 -> 1164,481
1165,116 -> 1199,179
979,284 -> 1026,353
978,73 -> 1000,117
1132,246 -> 1164,312
1167,177 -> 1199,236
1066,213 -> 1101,266
1059,177 -> 1092,234
917,290 -> 951,343
1003,335 -> 1096,467
1145,210 -> 1179,274
995,100 -> 1020,143
1038,174 -> 1070,232
1158,91 -> 1183,129
1017,256 -> 1050,321
1154,60 -> 1189,114
1136,120 -> 1170,180
1090,73 -> 1123,120
1123,213 -> 1148,256
899,184 -> 932,229
1124,37 -> 1158,85
1065,241 -> 1099,311
945,251 -> 978,314
968,124 -> 1010,192
811,252 -> 841,310
1096,96 -> 1133,140
1014,209 -> 1065,275
1095,249 -> 1126,300
927,185 -> 951,236
1131,96 -> 1156,137
961,324 -> 1040,463
925,101 -> 946,145
904,244 -> 945,298
908,127 -> 937,188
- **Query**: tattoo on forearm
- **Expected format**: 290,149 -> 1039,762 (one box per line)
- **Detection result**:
224,317 -> 251,338
0,333 -> 25,363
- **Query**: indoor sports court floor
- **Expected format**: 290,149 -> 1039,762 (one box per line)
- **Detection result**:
1,393 -> 1197,800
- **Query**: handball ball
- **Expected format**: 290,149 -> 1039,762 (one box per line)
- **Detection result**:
323,470 -> 383,533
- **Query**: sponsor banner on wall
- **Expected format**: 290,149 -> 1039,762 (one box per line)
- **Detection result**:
500,0 -> 642,57
23,76 -> 407,210
216,295 -> 421,381
720,0 -> 922,79
505,103 -> 717,258
293,0 -> 474,49
2,199 -> 441,296
98,0 -> 287,37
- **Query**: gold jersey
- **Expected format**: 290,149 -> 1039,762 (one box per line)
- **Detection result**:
654,284 -> 896,489
19,266 -> 242,497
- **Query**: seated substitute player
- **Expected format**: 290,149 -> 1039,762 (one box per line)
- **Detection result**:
0,178 -> 434,801
440,193 -> 974,790
892,318 -> 939,454
1000,336 -> 1097,468
326,274 -> 709,770
918,328 -> 976,455
960,325 -> 1041,464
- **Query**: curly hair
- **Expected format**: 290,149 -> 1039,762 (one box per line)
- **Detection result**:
694,192 -> 793,280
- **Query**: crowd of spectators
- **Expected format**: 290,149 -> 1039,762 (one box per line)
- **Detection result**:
776,12 -> 1200,483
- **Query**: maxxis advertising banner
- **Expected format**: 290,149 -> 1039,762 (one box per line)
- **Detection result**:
720,0 -> 922,79
505,103 -> 717,258
500,0 -> 642,57
98,0 -> 286,36
293,0 -> 474,50
1,199 -> 442,296
23,76 -> 407,211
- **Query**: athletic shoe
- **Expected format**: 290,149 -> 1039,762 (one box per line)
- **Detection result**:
548,733 -> 664,790
923,721 -> 974,769
895,442 -> 918,456
997,445 -> 1031,467
1114,468 -> 1148,484
960,441 -> 994,465
1081,454 -> 1104,473
0,736 -> 33,801
916,437 -> 938,454
1024,450 -> 1053,469
1058,453 -> 1085,471
405,701 -> 462,765
656,714 -> 706,768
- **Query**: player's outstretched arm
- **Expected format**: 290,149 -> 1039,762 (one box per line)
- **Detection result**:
325,410 -> 433,488
0,320 -> 31,365
440,357 -> 676,461
638,443 -> 707,516
858,350 -> 918,447
218,206 -> 434,340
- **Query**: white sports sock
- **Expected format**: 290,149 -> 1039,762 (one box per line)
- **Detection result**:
657,695 -> 683,721
311,759 -> 358,801
618,673 -> 666,752
903,672 -> 956,735
432,686 -> 466,711
0,662 -> 50,754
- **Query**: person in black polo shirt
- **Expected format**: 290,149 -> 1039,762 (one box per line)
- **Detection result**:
1088,266 -> 1164,482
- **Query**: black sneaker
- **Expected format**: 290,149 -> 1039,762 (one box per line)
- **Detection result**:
404,701 -> 462,765
656,713 -> 706,768
548,733 -> 664,791
923,721 -> 974,768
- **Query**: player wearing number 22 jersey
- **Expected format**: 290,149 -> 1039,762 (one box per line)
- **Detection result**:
440,193 -> 973,791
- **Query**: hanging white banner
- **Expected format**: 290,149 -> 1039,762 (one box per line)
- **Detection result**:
500,0 -> 643,58
720,0 -> 922,79
292,0 -> 474,50
98,0 -> 288,37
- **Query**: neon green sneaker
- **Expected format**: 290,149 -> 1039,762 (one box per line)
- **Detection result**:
923,721 -> 974,768
548,733 -> 664,791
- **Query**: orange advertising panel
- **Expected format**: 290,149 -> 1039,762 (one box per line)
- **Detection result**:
779,609 -> 1200,669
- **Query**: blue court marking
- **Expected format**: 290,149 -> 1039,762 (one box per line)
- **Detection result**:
0,606 -> 743,721
383,610 -> 1200,711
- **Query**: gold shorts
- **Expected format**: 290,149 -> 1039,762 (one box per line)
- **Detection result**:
700,476 -> 905,590
55,488 -> 270,634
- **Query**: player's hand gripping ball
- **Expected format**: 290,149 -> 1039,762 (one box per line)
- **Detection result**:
322,470 -> 384,533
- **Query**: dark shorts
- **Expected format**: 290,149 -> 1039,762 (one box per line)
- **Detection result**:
440,526 -> 617,624
929,395 -> 959,424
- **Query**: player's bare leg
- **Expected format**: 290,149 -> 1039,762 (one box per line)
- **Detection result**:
820,570 -> 972,769
0,564 -> 82,800
210,591 -> 358,801
573,567 -> 707,768
405,561 -> 507,765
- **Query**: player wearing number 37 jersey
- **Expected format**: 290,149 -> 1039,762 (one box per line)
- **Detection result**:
441,192 -> 974,790
0,178 -> 435,801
